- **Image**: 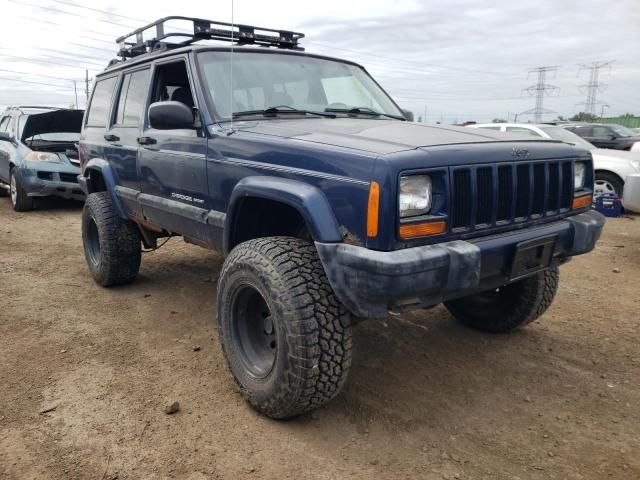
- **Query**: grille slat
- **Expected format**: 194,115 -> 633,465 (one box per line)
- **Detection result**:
452,170 -> 472,228
476,167 -> 493,225
451,160 -> 575,232
497,165 -> 513,221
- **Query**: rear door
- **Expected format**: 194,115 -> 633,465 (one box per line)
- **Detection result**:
104,67 -> 151,206
137,56 -> 209,240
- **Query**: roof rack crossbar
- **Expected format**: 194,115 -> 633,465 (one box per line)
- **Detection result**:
115,16 -> 304,60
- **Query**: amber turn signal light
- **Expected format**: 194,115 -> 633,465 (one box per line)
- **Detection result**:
367,181 -> 380,238
572,194 -> 592,210
399,220 -> 447,239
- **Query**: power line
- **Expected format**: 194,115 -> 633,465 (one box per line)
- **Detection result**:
0,52 -> 101,71
521,66 -> 560,122
0,77 -> 75,90
577,61 -> 614,115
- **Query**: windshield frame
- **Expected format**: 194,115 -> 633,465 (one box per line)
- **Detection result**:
194,48 -> 406,123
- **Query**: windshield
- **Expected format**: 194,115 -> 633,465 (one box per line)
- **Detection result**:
540,127 -> 595,149
609,124 -> 637,137
198,51 -> 403,120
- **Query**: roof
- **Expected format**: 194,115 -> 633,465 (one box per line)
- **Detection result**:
99,45 -> 364,77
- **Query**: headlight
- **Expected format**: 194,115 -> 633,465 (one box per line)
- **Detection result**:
574,162 -> 586,190
25,152 -> 61,163
399,175 -> 432,217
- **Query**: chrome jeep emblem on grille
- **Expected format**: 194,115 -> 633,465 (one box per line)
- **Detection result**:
512,146 -> 530,158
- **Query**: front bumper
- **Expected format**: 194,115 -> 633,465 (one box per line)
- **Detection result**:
17,168 -> 85,201
622,173 -> 640,213
316,210 -> 605,318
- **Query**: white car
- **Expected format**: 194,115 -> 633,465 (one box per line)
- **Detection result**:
468,123 -> 640,212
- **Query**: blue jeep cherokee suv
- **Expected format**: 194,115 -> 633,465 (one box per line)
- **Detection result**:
78,17 -> 605,418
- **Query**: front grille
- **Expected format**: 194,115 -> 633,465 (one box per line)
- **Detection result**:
59,173 -> 79,183
451,160 -> 574,231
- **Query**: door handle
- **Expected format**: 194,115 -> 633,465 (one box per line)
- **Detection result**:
104,134 -> 120,142
137,136 -> 157,146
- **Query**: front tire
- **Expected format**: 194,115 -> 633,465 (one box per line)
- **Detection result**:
217,236 -> 352,419
444,267 -> 559,333
81,192 -> 141,286
595,171 -> 623,197
10,168 -> 35,211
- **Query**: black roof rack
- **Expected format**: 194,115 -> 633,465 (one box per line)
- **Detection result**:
114,16 -> 305,61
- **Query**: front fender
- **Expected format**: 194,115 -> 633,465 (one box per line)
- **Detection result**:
224,176 -> 343,254
82,158 -> 125,217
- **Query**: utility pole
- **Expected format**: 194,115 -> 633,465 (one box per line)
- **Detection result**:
578,61 -> 614,115
423,105 -> 427,123
85,69 -> 91,104
73,80 -> 78,109
521,66 -> 560,122
600,103 -> 609,119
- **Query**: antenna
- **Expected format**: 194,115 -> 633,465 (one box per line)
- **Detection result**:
229,0 -> 234,132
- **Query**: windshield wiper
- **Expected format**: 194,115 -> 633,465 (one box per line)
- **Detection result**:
233,105 -> 336,119
324,106 -> 406,121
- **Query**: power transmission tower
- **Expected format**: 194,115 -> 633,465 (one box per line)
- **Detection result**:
577,61 -> 614,115
521,66 -> 560,122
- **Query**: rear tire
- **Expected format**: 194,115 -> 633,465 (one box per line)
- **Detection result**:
81,192 -> 141,286
10,168 -> 35,211
217,236 -> 352,419
444,267 -> 559,333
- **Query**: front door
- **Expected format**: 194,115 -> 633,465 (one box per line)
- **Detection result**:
137,57 -> 209,241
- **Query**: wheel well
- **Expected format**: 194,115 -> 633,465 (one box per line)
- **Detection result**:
86,169 -> 107,193
229,197 -> 311,251
594,169 -> 624,183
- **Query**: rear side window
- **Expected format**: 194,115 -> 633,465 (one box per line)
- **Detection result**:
86,77 -> 117,127
506,126 -> 541,137
114,69 -> 150,126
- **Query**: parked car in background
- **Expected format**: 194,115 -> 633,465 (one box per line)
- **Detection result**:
562,123 -> 640,151
468,123 -> 640,211
0,106 -> 85,211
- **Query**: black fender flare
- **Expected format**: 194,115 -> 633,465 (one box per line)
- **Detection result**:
224,176 -> 343,254
82,158 -> 125,217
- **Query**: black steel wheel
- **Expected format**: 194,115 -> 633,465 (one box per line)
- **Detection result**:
81,192 -> 141,286
217,236 -> 353,419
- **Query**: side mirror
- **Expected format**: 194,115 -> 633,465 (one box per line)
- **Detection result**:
148,101 -> 194,130
401,109 -> 414,122
610,135 -> 617,140
0,131 -> 14,142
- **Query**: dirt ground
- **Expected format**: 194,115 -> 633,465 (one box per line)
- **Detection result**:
0,197 -> 638,480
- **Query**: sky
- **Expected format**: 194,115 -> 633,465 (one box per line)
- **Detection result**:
0,0 -> 638,123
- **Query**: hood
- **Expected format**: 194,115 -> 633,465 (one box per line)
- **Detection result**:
593,148 -> 640,162
21,109 -> 84,142
228,118 -> 558,155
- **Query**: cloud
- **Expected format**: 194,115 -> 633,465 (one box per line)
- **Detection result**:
0,0 -> 638,121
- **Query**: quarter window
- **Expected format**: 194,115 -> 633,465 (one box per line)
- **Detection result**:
0,116 -> 9,132
115,69 -> 150,126
86,77 -> 117,127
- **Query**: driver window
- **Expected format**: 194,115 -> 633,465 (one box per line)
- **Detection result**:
593,126 -> 612,137
151,61 -> 196,112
